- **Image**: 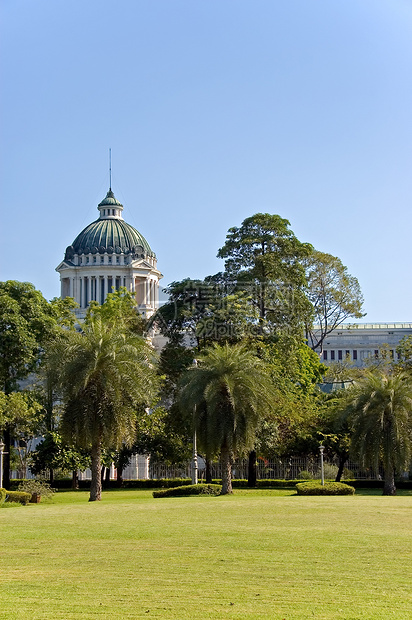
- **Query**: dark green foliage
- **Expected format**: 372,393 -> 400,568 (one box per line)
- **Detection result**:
5,490 -> 32,504
153,483 -> 222,498
30,431 -> 90,477
213,479 -> 319,489
152,277 -> 257,348
217,213 -> 313,335
296,481 -> 355,495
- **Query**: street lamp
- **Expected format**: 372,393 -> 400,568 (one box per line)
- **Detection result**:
0,442 -> 5,489
319,445 -> 325,486
191,359 -> 198,485
192,420 -> 198,485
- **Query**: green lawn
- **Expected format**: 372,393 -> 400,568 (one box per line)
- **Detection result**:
1,489 -> 411,619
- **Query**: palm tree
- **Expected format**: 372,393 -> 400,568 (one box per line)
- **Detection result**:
178,343 -> 275,494
54,316 -> 158,501
344,371 -> 412,495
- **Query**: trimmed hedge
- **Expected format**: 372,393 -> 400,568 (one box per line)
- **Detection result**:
11,476 -> 409,491
0,488 -> 7,505
296,481 -> 355,496
153,484 -> 222,498
17,478 -> 194,490
5,490 -> 32,505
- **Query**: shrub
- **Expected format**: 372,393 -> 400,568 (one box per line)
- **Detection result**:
296,470 -> 314,480
153,484 -> 222,498
296,481 -> 355,496
316,464 -> 339,480
5,490 -> 32,505
0,488 -> 6,505
18,479 -> 55,501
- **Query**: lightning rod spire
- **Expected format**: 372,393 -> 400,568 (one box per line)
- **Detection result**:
109,148 -> 112,190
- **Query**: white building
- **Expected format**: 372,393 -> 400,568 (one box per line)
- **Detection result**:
319,323 -> 412,367
56,188 -> 162,320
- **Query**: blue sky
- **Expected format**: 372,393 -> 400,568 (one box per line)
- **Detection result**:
1,0 -> 411,322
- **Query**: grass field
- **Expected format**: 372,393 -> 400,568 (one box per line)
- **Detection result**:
1,488 -> 411,619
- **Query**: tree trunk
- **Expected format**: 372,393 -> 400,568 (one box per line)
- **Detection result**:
383,463 -> 396,496
220,444 -> 233,495
205,457 -> 212,484
116,464 -> 124,488
247,450 -> 257,487
71,470 -> 79,490
89,441 -> 102,501
3,427 -> 11,490
105,464 -> 111,487
335,454 -> 348,482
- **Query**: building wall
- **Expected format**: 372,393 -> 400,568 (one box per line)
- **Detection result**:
318,323 -> 412,366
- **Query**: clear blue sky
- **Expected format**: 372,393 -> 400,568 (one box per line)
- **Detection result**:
1,0 -> 411,322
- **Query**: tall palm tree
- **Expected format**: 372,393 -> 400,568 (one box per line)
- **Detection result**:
178,343 -> 275,494
344,371 -> 412,495
54,316 -> 158,501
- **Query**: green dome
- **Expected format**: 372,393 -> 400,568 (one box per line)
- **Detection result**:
98,189 -> 123,207
64,190 -> 155,260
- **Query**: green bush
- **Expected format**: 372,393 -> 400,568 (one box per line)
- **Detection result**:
212,479 -> 307,489
296,481 -> 355,496
153,484 -> 222,498
296,470 -> 314,480
5,490 -> 32,505
18,479 -> 55,500
0,488 -> 7,505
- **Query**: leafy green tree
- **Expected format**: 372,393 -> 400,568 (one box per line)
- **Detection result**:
87,288 -> 147,335
30,431 -> 90,487
342,371 -> 412,495
316,389 -> 353,482
178,343 -> 275,494
153,277 -> 258,348
396,336 -> 412,372
0,281 -> 77,487
54,315 -> 159,501
217,213 -> 313,336
0,390 -> 42,478
249,339 -> 325,460
304,251 -> 365,352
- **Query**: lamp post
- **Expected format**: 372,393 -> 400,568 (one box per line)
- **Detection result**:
0,442 -> 5,489
319,445 -> 325,486
191,359 -> 198,485
192,420 -> 198,485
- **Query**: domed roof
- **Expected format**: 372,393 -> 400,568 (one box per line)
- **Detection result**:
98,189 -> 123,207
64,189 -> 155,261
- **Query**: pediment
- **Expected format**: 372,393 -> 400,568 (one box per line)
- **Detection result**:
55,260 -> 73,271
130,258 -> 161,274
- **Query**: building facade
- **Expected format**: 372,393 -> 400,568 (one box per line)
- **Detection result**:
56,188 -> 162,319
318,323 -> 412,367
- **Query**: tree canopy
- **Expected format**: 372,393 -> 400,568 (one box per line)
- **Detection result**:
304,251 -> 365,352
217,213 -> 313,335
